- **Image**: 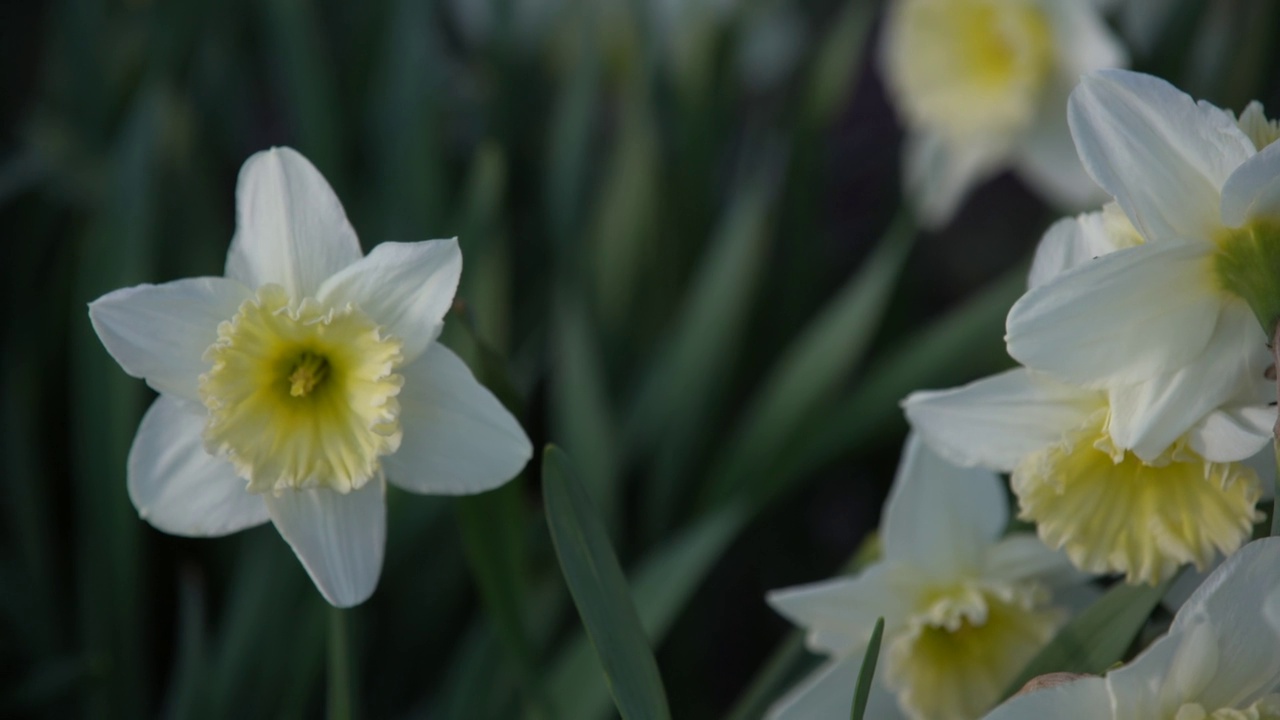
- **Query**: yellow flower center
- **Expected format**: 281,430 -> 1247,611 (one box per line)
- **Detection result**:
1175,695 -> 1280,720
885,583 -> 1064,720
885,0 -> 1054,139
199,284 -> 405,494
1013,412 -> 1261,585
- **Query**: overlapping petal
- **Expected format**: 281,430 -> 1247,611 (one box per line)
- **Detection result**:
264,478 -> 387,608
1221,138 -> 1280,227
881,434 -> 1006,579
89,276 -> 252,402
1006,241 -> 1220,384
316,239 -> 462,363
903,369 -> 1099,473
382,344 -> 532,496
1067,69 -> 1253,243
225,147 -> 364,299
128,396 -> 268,537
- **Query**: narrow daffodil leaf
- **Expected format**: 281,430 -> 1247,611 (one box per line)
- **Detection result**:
542,446 -> 672,720
851,618 -> 885,720
1003,577 -> 1173,698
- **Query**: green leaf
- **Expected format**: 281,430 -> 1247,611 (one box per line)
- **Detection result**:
851,618 -> 884,720
803,0 -> 876,125
1004,577 -> 1173,698
546,505 -> 746,719
702,211 -> 917,509
542,446 -> 673,720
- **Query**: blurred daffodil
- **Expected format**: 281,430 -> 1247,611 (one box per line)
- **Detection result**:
880,0 -> 1126,226
766,434 -> 1086,720
89,147 -> 532,607
1007,70 -> 1280,398
907,193 -> 1274,585
981,537 -> 1280,720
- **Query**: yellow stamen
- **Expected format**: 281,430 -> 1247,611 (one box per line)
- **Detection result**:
288,351 -> 330,397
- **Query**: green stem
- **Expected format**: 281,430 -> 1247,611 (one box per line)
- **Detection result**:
327,606 -> 353,720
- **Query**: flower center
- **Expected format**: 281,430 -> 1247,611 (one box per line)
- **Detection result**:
1214,220 -> 1280,331
1175,695 -> 1280,720
885,583 -> 1064,720
199,284 -> 405,494
1012,412 -> 1261,585
885,0 -> 1054,139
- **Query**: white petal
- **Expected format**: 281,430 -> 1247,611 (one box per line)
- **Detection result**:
1006,241 -> 1221,385
382,343 -> 532,496
1116,537 -> 1280,712
1028,209 -> 1135,288
1189,406 -> 1276,464
89,276 -> 251,402
1068,69 -> 1254,243
264,479 -> 386,608
1221,137 -> 1280,227
980,675 -> 1111,720
225,147 -> 363,299
881,433 -> 1006,577
128,396 -> 267,537
765,653 -> 903,720
766,563 -> 904,655
316,239 -> 461,363
903,369 -> 1099,473
904,130 -> 1009,228
1044,0 -> 1128,81
1108,300 -> 1270,461
983,535 -> 1086,591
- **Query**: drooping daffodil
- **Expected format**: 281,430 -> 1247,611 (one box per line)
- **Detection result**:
1007,70 -> 1280,405
89,147 -> 533,607
905,183 -> 1275,585
981,537 -> 1280,720
879,0 -> 1126,226
765,433 -> 1088,720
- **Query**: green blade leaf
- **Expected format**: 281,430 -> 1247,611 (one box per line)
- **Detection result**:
850,618 -> 885,720
1003,577 -> 1173,698
702,211 -> 916,509
542,446 -> 672,720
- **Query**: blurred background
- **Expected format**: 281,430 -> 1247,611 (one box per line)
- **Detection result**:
2,0 -> 1278,717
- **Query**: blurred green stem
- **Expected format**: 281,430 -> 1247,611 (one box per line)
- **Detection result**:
327,607 -> 352,720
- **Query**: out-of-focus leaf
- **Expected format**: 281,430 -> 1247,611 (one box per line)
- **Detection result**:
543,446 -> 673,720
367,0 -> 448,242
261,0 -> 343,174
590,89 -> 660,326
1003,578 -> 1173,698
772,260 -> 1028,502
159,569 -> 208,720
551,296 -> 621,530
455,481 -> 544,710
546,504 -> 746,719
70,86 -> 164,719
803,0 -> 875,125
546,16 -> 601,249
0,656 -> 93,715
850,618 -> 884,720
456,143 -> 510,351
703,212 -> 916,509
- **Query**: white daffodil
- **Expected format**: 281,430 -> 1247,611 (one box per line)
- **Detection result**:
879,0 -> 1126,226
766,434 -> 1086,720
981,537 -> 1280,720
1007,70 -> 1280,417
904,366 -> 1267,586
89,147 -> 533,607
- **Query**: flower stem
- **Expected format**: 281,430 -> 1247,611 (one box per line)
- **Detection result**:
1272,322 -> 1280,537
328,606 -> 353,720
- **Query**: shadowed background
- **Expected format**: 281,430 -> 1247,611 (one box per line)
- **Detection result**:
2,0 -> 1278,717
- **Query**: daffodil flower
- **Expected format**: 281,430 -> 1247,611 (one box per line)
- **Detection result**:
880,0 -> 1126,226
981,537 -> 1280,720
766,434 -> 1086,720
1007,70 -> 1280,416
89,147 -> 533,607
